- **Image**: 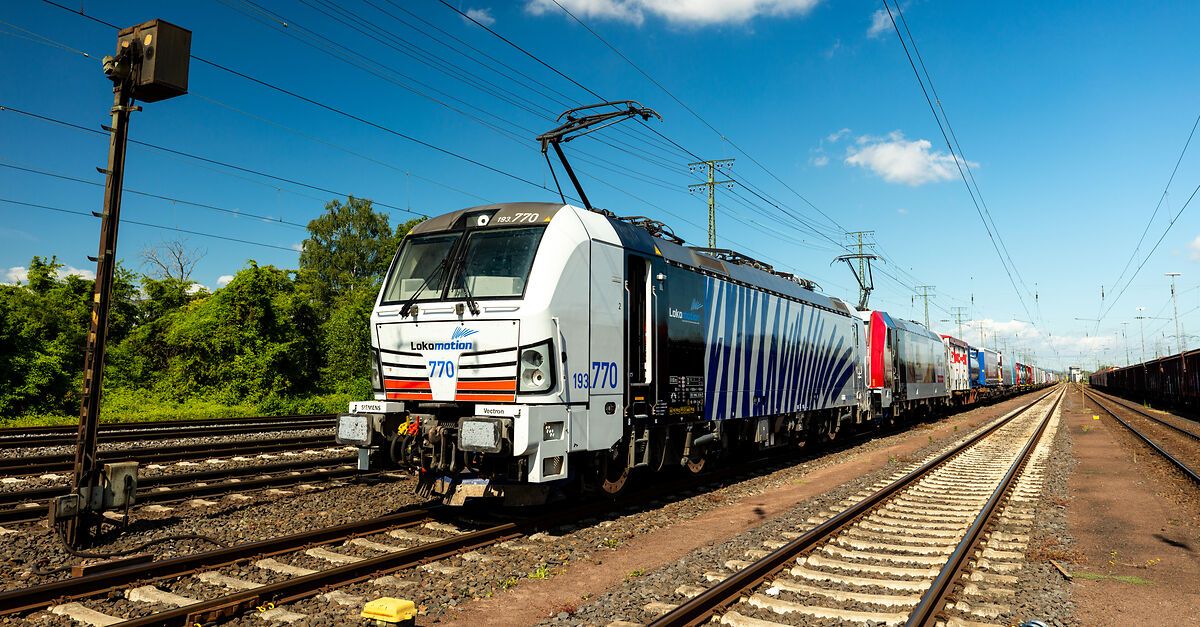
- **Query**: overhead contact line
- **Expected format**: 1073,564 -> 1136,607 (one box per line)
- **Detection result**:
0,197 -> 300,253
879,0 -> 1036,327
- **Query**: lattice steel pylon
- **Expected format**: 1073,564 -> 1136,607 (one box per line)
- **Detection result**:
688,159 -> 734,247
833,230 -> 879,310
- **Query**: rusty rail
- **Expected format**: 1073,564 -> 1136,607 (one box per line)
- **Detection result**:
650,386 -> 1062,626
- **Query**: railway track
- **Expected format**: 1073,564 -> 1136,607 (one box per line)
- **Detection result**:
0,420 -> 916,623
0,434 -> 336,477
0,414 -> 336,449
648,385 -> 1064,627
1,491 -> 618,624
0,389 -> 1056,625
0,454 -> 373,525
1083,387 -> 1200,484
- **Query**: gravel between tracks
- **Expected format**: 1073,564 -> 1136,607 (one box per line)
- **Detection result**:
0,472 -> 423,595
0,428 -> 337,494
560,394 -> 1076,627
4,395 -> 1049,626
1000,396 -> 1075,627
0,427 -> 334,462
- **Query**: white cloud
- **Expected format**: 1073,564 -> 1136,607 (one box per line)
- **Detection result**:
826,128 -> 851,143
867,8 -> 891,38
896,207 -> 908,215
4,267 -> 26,284
525,0 -> 821,26
217,274 -> 235,287
186,282 -> 205,295
291,242 -> 304,252
465,7 -> 496,26
810,155 -> 829,167
822,38 -> 841,59
844,131 -> 976,186
5,265 -> 95,284
63,266 -> 95,280
1189,235 -> 1200,260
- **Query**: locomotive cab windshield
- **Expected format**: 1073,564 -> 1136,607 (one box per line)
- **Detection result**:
381,220 -> 546,305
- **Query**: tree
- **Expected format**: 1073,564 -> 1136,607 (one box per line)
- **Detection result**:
298,197 -> 420,310
141,239 -> 205,282
0,256 -> 136,416
112,262 -> 321,404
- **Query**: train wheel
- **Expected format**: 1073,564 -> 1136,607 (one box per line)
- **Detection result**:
599,449 -> 631,495
822,416 -> 841,442
684,453 -> 706,475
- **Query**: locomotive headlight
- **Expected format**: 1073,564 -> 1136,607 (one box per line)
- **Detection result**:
522,368 -> 546,388
370,349 -> 384,397
521,349 -> 544,368
517,340 -> 554,393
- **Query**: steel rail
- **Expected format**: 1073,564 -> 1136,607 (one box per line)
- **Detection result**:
649,385 -> 1062,627
0,413 -> 336,439
0,454 -> 356,509
1086,388 -> 1200,442
1084,389 -> 1200,485
0,387 -> 1055,624
113,520 -> 525,627
0,435 -> 335,475
0,506 -> 439,615
0,418 -> 335,449
906,387 -> 1063,626
0,464 -> 379,525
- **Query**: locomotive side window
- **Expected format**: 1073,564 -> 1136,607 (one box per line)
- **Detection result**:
380,232 -> 460,303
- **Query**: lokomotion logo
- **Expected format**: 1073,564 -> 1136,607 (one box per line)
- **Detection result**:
411,327 -> 477,351
669,298 -> 703,325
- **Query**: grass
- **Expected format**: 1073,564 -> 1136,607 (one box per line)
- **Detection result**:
601,538 -> 620,549
527,564 -> 551,580
1072,572 -> 1154,585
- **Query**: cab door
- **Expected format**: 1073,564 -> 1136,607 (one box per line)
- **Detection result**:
587,240 -> 625,449
626,255 -> 654,418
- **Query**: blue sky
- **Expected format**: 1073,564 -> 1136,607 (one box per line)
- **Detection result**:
3,0 -> 1200,371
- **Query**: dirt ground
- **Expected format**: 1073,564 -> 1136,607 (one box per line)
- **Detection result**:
442,395 -> 1038,626
1066,386 -> 1200,626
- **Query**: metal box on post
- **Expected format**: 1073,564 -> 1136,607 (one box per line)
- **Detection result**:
101,461 -> 138,509
116,19 -> 191,102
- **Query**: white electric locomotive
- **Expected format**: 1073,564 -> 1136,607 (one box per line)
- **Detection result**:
335,102 -> 1055,505
337,201 -> 884,504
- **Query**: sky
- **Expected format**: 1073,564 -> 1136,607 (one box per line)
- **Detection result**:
3,0 -> 1200,372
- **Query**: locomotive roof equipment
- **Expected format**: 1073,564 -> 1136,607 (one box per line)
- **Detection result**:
536,100 -> 661,211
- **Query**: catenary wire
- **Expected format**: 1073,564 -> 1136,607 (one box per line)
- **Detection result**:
0,161 -> 310,229
1098,110 -> 1200,322
879,0 -> 1034,327
0,197 -> 299,252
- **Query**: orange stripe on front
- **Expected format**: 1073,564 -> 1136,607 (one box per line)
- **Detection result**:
456,379 -> 516,391
454,393 -> 516,402
387,392 -> 433,401
384,379 -> 430,390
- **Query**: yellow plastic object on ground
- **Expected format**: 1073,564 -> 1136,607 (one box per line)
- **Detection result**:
361,597 -> 417,626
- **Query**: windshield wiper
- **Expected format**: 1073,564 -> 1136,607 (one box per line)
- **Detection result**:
399,259 -> 449,318
455,263 -> 481,316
